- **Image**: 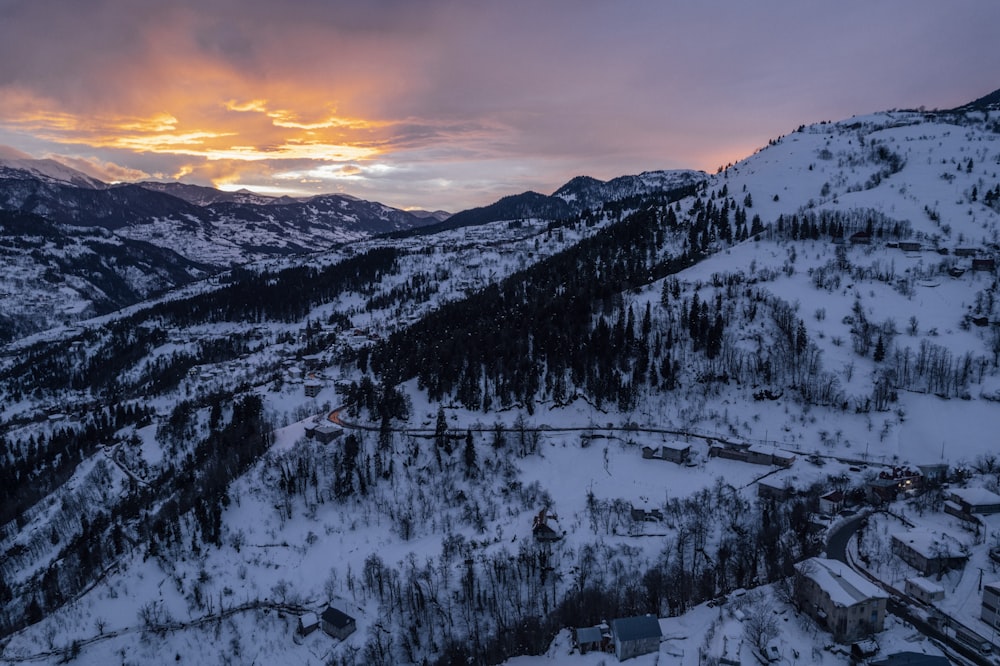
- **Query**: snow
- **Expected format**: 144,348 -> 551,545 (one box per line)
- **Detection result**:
796,557 -> 888,607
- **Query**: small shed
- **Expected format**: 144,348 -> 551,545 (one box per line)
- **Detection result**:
298,612 -> 319,635
574,626 -> 604,655
320,606 -> 356,641
905,576 -> 945,604
611,615 -> 662,661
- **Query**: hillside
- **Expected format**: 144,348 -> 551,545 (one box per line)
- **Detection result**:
1,96 -> 999,665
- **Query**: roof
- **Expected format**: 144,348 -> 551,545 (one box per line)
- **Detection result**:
820,490 -> 844,502
892,530 -> 968,560
794,557 -> 888,607
576,626 -> 603,644
906,577 -> 944,595
662,441 -> 690,451
611,615 -> 662,642
321,607 -> 354,628
951,486 -> 1000,507
299,612 -> 318,627
870,652 -> 949,666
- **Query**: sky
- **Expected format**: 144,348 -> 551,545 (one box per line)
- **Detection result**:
0,1 -> 998,212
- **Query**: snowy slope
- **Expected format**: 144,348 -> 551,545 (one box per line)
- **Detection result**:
3,95 -> 1000,666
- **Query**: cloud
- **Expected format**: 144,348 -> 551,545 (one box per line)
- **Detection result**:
50,155 -> 151,182
0,1 -> 997,210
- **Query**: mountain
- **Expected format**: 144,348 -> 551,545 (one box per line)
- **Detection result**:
398,168 -> 706,236
0,210 -> 211,341
0,155 -> 106,189
952,85 -> 1000,112
0,158 -> 443,267
4,91 -> 1000,665
134,181 -> 283,206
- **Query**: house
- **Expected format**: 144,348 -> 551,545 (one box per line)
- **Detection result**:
916,463 -> 948,484
298,612 -> 319,635
905,576 -> 945,604
954,247 -> 979,257
898,241 -> 922,252
661,441 -> 691,464
304,381 -> 322,397
972,258 -> 997,272
793,557 -> 888,643
982,581 -> 1000,627
865,467 -> 922,504
641,442 -> 691,464
320,606 -> 356,640
574,625 -> 605,654
891,531 -> 968,576
850,231 -> 873,245
610,615 -> 662,661
708,444 -> 794,468
757,477 -> 794,501
819,490 -> 845,515
312,423 -> 342,444
870,653 -> 949,666
532,508 -> 561,542
948,487 -> 1000,516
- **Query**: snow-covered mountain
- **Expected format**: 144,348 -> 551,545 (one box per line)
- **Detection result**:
0,155 -> 106,190
2,89 -> 1000,666
0,158 -> 444,266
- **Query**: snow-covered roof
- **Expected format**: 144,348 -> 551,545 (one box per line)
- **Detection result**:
575,626 -> 602,644
892,530 -> 967,559
795,557 -> 888,607
906,576 -> 944,595
950,486 -> 1000,507
662,441 -> 690,451
611,615 -> 662,642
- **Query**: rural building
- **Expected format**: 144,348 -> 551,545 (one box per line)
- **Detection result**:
870,653 -> 949,666
905,576 -> 945,604
312,423 -> 342,444
304,381 -> 322,397
661,441 -> 691,464
850,231 -> 872,245
297,612 -> 319,635
982,582 -> 1000,627
972,258 -> 997,272
954,247 -> 979,257
916,463 -> 948,484
819,490 -> 845,515
891,531 -> 969,576
709,444 -> 794,468
610,615 -> 662,661
793,557 -> 888,643
865,467 -> 921,504
899,241 -> 922,252
947,487 -> 1000,516
320,606 -> 356,640
757,477 -> 794,501
641,442 -> 691,464
573,625 -> 606,654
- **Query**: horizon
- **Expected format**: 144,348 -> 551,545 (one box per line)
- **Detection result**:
1,1 -> 997,212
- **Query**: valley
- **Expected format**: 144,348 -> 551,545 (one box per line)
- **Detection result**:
1,96 -> 1000,665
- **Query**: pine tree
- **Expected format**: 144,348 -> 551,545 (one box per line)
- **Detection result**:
463,430 -> 477,479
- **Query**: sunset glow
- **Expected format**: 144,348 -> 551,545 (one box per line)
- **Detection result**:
1,1 -> 997,211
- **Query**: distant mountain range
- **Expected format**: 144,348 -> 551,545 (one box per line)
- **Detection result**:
0,154 -> 707,341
